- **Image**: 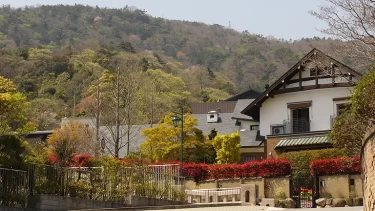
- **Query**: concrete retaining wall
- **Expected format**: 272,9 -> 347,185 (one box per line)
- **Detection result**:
27,194 -> 125,211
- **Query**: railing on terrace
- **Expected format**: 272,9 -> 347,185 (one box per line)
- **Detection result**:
185,187 -> 240,203
0,168 -> 28,207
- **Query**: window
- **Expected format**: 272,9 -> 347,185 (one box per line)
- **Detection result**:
210,115 -> 215,119
350,179 -> 355,186
291,108 -> 310,133
336,103 -> 351,116
243,156 -> 256,163
251,125 -> 259,131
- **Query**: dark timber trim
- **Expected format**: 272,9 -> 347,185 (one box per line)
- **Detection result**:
241,48 -> 362,116
332,97 -> 351,101
271,83 -> 355,95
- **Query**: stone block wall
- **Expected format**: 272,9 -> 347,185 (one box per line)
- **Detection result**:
362,127 -> 375,211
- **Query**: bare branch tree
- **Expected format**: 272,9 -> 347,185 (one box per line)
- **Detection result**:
311,0 -> 375,64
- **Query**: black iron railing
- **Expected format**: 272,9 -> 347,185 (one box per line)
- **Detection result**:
284,118 -> 311,134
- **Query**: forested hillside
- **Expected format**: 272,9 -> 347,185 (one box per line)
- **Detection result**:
0,4 -> 364,130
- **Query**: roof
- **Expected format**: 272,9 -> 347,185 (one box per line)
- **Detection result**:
232,99 -> 254,120
25,130 -> 54,135
193,113 -> 238,135
240,129 -> 262,147
191,101 -> 236,114
274,135 -> 330,149
225,89 -> 261,101
241,48 -> 362,118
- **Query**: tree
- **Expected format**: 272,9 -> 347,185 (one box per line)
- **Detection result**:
119,41 -> 136,53
94,56 -> 143,158
311,0 -> 375,62
47,121 -> 94,166
330,69 -> 375,155
212,132 -> 240,164
140,114 -> 205,162
0,135 -> 29,169
0,76 -> 35,135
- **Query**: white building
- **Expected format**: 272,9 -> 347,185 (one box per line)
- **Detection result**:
241,48 -> 362,157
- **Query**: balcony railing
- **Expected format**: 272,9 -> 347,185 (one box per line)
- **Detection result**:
284,118 -> 311,134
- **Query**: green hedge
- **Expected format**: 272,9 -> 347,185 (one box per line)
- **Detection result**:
279,148 -> 345,169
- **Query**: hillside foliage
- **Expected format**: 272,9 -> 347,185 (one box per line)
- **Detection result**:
0,4 -> 367,130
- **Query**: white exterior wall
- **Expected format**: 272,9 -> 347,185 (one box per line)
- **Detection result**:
238,119 -> 259,130
259,87 -> 353,136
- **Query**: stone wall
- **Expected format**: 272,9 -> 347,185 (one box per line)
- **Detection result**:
362,126 -> 375,211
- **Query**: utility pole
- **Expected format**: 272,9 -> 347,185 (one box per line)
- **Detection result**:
95,78 -> 100,157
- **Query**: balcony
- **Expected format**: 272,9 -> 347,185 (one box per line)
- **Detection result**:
271,118 -> 311,135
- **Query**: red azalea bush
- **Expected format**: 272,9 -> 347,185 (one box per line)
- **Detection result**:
310,156 -> 361,176
183,163 -> 210,182
183,158 -> 291,182
48,154 -> 92,167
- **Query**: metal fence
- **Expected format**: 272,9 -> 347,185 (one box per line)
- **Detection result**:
1,163 -> 185,207
0,168 -> 28,207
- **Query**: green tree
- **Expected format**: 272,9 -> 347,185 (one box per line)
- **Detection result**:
140,114 -> 204,162
212,132 -> 240,164
119,41 -> 136,53
330,69 -> 375,156
0,76 -> 35,135
0,135 -> 29,169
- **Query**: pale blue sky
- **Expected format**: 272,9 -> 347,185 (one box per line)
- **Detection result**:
0,0 -> 329,40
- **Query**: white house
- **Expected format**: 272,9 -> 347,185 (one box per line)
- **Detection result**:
241,48 -> 362,157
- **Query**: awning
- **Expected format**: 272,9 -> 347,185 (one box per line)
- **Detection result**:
274,135 -> 330,149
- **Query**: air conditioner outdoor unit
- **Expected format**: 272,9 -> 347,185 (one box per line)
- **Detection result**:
272,125 -> 284,135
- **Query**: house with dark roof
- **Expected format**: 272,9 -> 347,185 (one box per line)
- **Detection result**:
191,89 -> 265,162
241,48 -> 362,158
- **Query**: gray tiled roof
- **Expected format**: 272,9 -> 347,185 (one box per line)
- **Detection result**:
193,113 -> 239,135
232,99 -> 254,120
240,129 -> 262,147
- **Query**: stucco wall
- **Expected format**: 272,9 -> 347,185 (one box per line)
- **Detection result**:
319,175 -> 350,198
259,87 -> 353,136
350,174 -> 363,198
264,177 -> 290,199
318,174 -> 363,198
185,177 -> 290,200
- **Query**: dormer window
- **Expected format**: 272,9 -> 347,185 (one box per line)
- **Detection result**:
207,111 -> 219,123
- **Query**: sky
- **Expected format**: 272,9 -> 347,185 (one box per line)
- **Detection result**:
0,0 -> 329,40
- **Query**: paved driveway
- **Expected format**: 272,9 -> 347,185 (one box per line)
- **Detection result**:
147,206 -> 363,211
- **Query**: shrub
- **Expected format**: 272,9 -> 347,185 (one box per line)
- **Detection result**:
183,158 -> 291,182
279,148 -> 346,170
275,187 -> 287,200
310,156 -> 360,175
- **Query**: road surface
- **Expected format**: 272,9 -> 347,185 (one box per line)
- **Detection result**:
147,206 -> 363,211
